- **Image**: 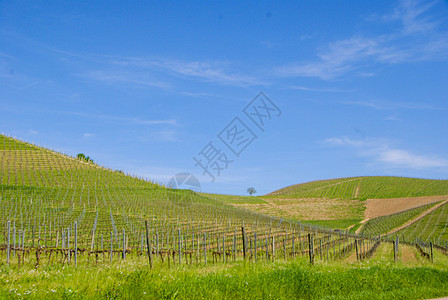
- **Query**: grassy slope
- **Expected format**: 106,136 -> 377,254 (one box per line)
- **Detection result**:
2,246 -> 448,299
267,176 -> 448,199
0,134 -> 280,249
395,202 -> 448,242
361,202 -> 440,236
235,176 -> 448,231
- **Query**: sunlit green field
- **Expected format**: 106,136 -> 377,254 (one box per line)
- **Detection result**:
2,243 -> 448,299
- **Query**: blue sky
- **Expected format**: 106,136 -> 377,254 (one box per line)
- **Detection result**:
1,0 -> 448,195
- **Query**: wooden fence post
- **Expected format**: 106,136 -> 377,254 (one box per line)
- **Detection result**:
74,222 -> 78,267
393,240 -> 397,262
242,226 -> 247,260
178,229 -> 182,265
430,241 -> 434,263
122,229 -> 126,260
308,233 -> 314,265
355,239 -> 359,261
204,233 -> 207,266
254,232 -> 257,262
145,220 -> 153,268
110,231 -> 113,263
7,221 -> 11,264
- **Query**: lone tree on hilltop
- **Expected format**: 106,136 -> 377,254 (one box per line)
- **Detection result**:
247,187 -> 256,195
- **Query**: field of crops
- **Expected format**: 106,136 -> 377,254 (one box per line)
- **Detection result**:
395,202 -> 448,244
268,176 -> 448,199
1,134 -> 362,270
361,202 -> 440,236
2,133 -> 448,299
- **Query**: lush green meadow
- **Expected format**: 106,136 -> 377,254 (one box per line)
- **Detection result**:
2,244 -> 448,299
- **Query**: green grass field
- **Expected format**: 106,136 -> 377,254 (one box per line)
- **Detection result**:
2,243 -> 448,299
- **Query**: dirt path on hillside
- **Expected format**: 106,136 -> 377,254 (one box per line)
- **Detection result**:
355,218 -> 369,234
386,199 -> 448,235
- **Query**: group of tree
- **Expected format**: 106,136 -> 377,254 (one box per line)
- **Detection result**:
76,153 -> 94,164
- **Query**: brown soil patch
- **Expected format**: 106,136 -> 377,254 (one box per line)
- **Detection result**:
365,195 -> 447,220
343,249 -> 358,263
400,245 -> 418,264
232,197 -> 364,221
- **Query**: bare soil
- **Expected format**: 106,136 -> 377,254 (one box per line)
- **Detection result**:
232,197 -> 364,221
400,244 -> 418,264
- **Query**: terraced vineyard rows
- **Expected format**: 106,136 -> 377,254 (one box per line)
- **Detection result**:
1,133 -> 447,271
268,176 -> 448,199
361,202 -> 440,236
395,202 -> 448,243
0,134 -> 358,268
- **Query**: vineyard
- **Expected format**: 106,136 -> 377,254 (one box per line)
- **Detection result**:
361,202 -> 440,236
395,202 -> 448,243
0,134 -> 361,269
1,133 -> 448,299
267,176 -> 448,199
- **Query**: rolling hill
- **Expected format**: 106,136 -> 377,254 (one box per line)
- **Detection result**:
214,176 -> 448,239
267,176 -> 448,199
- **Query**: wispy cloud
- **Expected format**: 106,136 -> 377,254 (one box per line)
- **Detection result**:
54,110 -> 178,126
83,133 -> 95,138
84,70 -> 170,89
387,0 -> 441,34
337,99 -> 445,110
277,0 -> 448,79
287,85 -> 355,93
325,136 -> 448,169
17,80 -> 39,90
109,57 -> 264,87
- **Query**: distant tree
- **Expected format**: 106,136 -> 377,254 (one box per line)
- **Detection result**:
77,153 -> 94,164
247,187 -> 256,195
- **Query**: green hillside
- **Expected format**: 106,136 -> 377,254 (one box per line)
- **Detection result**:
361,202 -> 440,236
395,202 -> 448,243
267,176 -> 448,199
0,134 -> 320,263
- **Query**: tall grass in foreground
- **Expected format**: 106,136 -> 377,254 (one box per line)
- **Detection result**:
1,253 -> 448,299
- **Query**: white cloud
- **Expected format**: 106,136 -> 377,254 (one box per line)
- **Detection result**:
324,136 -> 448,169
288,85 -> 355,93
277,0 -> 448,79
388,0 -> 440,34
83,133 -> 95,138
337,99 -> 444,110
61,111 -> 178,126
378,149 -> 448,168
84,70 -> 170,89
